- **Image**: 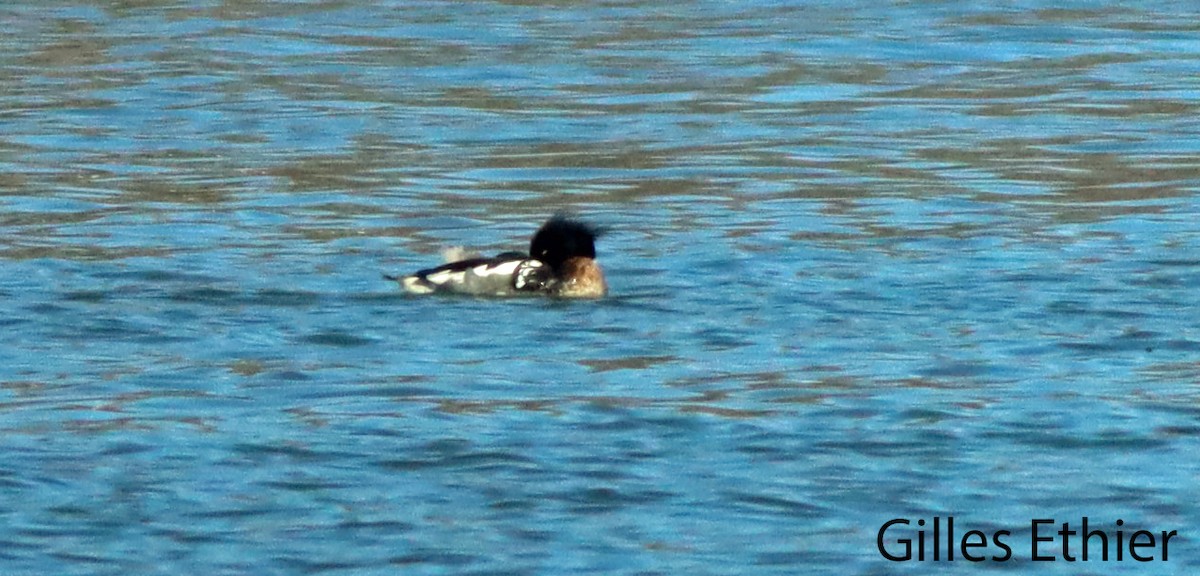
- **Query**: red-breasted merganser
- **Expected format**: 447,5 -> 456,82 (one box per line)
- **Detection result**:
392,216 -> 607,298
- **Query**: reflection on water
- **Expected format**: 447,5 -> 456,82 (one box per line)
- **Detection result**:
2,1 -> 1200,574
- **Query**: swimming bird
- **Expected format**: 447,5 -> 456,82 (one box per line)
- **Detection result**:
392,215 -> 607,298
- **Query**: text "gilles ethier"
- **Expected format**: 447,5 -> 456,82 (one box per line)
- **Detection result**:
877,517 -> 1177,562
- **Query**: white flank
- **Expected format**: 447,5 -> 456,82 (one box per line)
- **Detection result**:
426,269 -> 467,286
400,276 -> 434,294
401,258 -> 534,296
472,259 -> 522,278
513,260 -> 544,289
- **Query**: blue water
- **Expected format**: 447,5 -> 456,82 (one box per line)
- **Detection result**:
3,1 -> 1199,574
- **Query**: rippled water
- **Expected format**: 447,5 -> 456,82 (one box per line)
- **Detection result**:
3,1 -> 1199,574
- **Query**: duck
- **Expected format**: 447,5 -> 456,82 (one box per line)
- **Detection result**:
391,215 -> 607,298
